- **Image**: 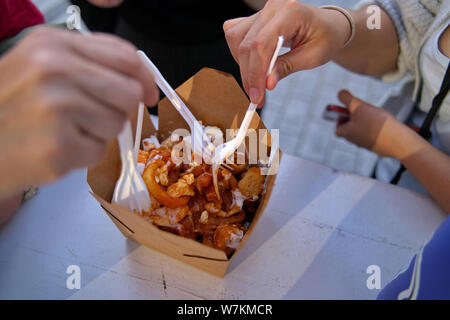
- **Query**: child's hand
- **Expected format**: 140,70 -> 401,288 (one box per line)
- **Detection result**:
335,90 -> 404,159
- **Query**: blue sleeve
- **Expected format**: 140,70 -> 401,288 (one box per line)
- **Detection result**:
378,216 -> 450,300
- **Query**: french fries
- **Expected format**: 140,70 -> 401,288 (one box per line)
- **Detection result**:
238,167 -> 264,199
137,133 -> 266,254
142,160 -> 190,208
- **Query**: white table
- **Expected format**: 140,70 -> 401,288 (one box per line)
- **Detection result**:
0,154 -> 446,299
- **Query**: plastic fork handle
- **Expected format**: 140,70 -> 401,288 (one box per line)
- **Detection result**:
138,51 -> 213,158
137,51 -> 197,127
232,102 -> 257,154
216,36 -> 283,161
117,122 -> 134,175
113,121 -> 133,204
232,36 -> 282,145
117,122 -> 131,164
267,36 -> 284,76
134,102 -> 145,161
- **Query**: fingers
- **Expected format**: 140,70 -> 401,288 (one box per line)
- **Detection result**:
338,89 -> 364,113
37,79 -> 127,143
19,27 -> 149,139
336,90 -> 356,139
239,4 -> 284,103
337,89 -> 352,107
37,119 -> 107,182
224,13 -> 259,64
266,46 -> 305,89
225,14 -> 261,100
257,93 -> 266,109
55,123 -> 108,174
1,26 -> 156,190
258,3 -> 310,90
72,129 -> 108,168
245,28 -> 279,103
66,88 -> 126,142
224,0 -> 321,103
68,32 -> 159,106
267,39 -> 328,90
223,17 -> 246,33
335,89 -> 392,154
63,52 -> 143,118
336,89 -> 359,139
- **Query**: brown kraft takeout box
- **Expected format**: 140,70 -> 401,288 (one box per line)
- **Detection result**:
87,68 -> 281,277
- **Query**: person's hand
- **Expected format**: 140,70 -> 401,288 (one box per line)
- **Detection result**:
335,90 -> 405,159
223,0 -> 352,105
0,27 -> 158,197
0,192 -> 22,224
87,0 -> 125,8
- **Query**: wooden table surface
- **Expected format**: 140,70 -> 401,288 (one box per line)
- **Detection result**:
0,153 -> 446,299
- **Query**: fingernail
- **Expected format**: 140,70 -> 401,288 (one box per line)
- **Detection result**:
267,71 -> 279,91
249,88 -> 260,104
274,70 -> 280,83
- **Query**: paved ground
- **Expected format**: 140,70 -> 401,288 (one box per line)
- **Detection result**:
32,0 -> 399,176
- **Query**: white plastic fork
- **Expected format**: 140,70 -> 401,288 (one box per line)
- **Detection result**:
81,28 -> 151,213
212,35 -> 284,199
112,120 -> 151,213
134,102 -> 145,157
137,51 -> 214,163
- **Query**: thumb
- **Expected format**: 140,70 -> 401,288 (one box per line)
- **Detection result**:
267,43 -> 331,90
338,89 -> 365,113
223,17 -> 246,32
267,53 -> 296,90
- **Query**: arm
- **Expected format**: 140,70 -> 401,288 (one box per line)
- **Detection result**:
336,90 -> 450,213
331,5 -> 399,76
399,134 -> 450,212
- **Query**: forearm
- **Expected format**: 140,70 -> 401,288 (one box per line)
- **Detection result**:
402,144 -> 450,213
388,123 -> 450,213
331,5 -> 399,76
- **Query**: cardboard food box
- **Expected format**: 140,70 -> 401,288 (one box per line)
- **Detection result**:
87,68 -> 280,277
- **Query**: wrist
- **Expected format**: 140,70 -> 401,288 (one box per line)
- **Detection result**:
378,117 -> 427,160
319,6 -> 354,48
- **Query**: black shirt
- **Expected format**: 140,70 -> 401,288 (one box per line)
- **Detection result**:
118,0 -> 255,44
